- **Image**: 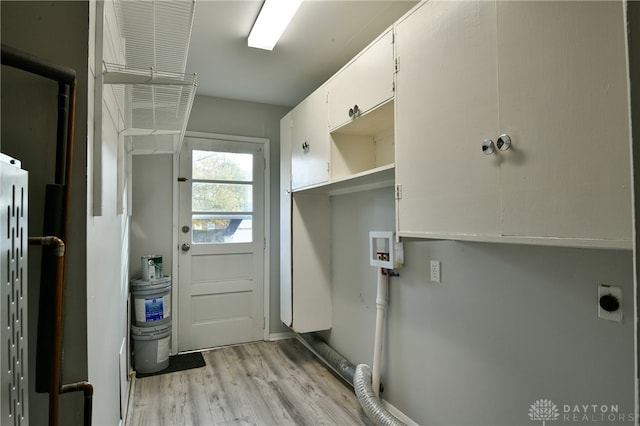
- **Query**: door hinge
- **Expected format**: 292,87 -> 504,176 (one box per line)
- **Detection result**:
392,81 -> 395,92
395,57 -> 400,73
395,184 -> 402,200
263,317 -> 266,330
264,237 -> 266,250
327,162 -> 330,173
177,177 -> 188,182
264,158 -> 267,170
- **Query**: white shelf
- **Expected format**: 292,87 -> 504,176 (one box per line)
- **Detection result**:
293,163 -> 395,196
104,0 -> 197,155
112,0 -> 195,72
330,100 -> 394,136
103,63 -> 196,86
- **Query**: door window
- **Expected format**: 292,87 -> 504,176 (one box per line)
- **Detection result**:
191,150 -> 254,243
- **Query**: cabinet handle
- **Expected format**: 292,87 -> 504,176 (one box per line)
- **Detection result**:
496,134 -> 511,151
482,139 -> 495,155
348,104 -> 361,119
302,141 -> 310,152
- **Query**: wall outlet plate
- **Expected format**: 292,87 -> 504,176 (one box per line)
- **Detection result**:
430,260 -> 441,283
598,284 -> 622,323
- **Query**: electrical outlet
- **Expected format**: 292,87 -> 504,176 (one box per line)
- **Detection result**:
598,284 -> 622,323
430,260 -> 441,283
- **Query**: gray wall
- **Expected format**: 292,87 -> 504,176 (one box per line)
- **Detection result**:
130,154 -> 174,279
322,187 -> 635,426
1,1 -> 89,424
628,2 -> 640,414
187,95 -> 291,333
131,95 -> 292,336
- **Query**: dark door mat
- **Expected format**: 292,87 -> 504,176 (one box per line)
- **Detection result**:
136,352 -> 206,378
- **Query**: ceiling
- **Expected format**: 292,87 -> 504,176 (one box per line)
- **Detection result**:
185,0 -> 418,108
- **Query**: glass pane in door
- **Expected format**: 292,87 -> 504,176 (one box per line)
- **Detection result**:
192,150 -> 253,181
191,149 -> 254,244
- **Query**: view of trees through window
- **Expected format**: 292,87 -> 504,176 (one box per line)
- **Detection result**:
192,150 -> 253,243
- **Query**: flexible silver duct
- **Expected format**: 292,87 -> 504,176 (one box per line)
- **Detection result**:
300,333 -> 355,385
299,334 -> 407,426
355,364 -> 407,426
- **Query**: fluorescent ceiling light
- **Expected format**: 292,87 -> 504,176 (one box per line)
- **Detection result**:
248,0 -> 303,51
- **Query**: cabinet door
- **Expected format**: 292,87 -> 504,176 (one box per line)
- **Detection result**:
328,29 -> 394,131
291,85 -> 329,190
497,1 -> 632,244
395,0 -> 501,238
291,193 -> 331,333
279,112 -> 293,326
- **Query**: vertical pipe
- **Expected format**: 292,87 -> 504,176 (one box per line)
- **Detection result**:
1,44 -> 85,425
372,271 -> 388,397
48,253 -> 65,426
55,83 -> 68,185
49,79 -> 76,426
61,382 -> 93,426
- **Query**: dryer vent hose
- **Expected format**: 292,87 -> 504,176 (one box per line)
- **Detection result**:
354,364 -> 407,426
300,334 -> 406,426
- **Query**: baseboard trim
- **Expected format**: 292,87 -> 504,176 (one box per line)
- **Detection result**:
381,399 -> 419,426
268,331 -> 296,341
124,372 -> 136,426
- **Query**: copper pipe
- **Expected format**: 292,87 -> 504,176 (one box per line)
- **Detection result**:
3,44 -> 88,426
28,237 -> 65,255
61,382 -> 93,426
26,71 -> 77,426
49,79 -> 76,426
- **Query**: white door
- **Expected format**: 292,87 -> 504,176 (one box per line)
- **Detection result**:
178,135 -> 265,351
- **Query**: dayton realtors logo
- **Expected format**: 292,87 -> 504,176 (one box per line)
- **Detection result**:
529,399 -> 560,425
529,398 -> 637,424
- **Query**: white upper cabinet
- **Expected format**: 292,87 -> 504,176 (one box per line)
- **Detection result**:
395,1 -> 501,238
496,1 -> 631,244
395,0 -> 632,248
290,84 -> 330,190
328,29 -> 395,131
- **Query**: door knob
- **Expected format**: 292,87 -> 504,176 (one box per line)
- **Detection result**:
482,139 -> 495,155
181,243 -> 191,252
496,134 -> 511,151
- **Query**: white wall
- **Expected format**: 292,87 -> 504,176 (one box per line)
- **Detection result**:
86,1 -> 131,424
321,187 -> 635,425
1,1 -> 90,424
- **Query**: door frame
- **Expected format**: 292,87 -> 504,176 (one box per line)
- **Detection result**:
171,131 -> 270,354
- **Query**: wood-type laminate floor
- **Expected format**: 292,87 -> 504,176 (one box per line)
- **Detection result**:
127,339 -> 370,425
